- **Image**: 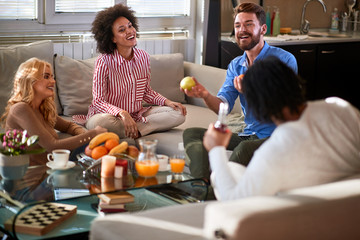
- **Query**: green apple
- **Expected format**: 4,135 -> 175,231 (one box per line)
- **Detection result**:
180,76 -> 196,90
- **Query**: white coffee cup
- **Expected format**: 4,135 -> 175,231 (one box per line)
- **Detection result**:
47,149 -> 70,167
157,154 -> 169,171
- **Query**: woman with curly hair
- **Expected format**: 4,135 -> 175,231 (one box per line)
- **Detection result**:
1,58 -> 107,165
73,4 -> 186,140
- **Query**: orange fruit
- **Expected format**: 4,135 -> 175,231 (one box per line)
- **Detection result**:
104,138 -> 119,151
91,146 -> 108,159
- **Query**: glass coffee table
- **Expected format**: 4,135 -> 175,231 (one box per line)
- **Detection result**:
0,158 -> 208,239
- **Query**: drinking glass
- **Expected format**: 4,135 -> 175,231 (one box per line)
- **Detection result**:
169,155 -> 185,180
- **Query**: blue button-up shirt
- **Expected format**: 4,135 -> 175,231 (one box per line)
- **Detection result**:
217,41 -> 298,139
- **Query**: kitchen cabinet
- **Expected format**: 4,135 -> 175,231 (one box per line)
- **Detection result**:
280,44 -> 317,100
283,42 -> 360,109
315,42 -> 359,109
220,40 -> 360,109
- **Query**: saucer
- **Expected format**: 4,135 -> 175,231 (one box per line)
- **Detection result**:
46,161 -> 75,170
158,164 -> 171,172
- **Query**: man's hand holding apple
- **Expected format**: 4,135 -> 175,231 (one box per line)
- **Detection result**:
180,77 -> 210,99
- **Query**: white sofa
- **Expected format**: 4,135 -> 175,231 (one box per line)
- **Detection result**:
90,176 -> 360,240
0,40 -> 245,157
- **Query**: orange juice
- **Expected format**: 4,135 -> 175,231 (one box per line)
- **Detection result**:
135,160 -> 159,177
134,177 -> 158,187
170,158 -> 185,173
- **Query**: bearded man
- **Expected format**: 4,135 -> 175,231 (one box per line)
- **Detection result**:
182,2 -> 298,183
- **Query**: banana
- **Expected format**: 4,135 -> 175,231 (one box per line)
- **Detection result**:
109,141 -> 129,155
88,132 -> 119,149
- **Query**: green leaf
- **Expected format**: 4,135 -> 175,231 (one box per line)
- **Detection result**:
24,148 -> 46,155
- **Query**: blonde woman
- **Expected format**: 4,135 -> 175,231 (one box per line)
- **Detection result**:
1,58 -> 106,166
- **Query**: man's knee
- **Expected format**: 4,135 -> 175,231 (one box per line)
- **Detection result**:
183,128 -> 206,144
230,139 -> 265,166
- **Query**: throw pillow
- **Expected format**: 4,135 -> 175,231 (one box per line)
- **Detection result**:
149,53 -> 186,103
54,55 -> 95,116
0,40 -> 62,116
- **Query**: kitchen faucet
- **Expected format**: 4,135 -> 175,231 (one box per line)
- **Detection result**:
300,0 -> 327,34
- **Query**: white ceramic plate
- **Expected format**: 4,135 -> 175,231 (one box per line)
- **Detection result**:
46,161 -> 75,170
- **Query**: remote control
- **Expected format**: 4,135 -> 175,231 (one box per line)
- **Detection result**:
214,102 -> 229,133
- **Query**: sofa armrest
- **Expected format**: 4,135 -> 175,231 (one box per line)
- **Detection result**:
183,61 -> 242,114
203,179 -> 360,240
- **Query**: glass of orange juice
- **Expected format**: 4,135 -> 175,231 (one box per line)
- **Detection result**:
170,155 -> 185,179
135,160 -> 159,178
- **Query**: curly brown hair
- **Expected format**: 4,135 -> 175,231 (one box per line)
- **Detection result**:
92,4 -> 139,54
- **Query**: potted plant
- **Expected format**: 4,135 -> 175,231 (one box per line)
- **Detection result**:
0,129 -> 44,180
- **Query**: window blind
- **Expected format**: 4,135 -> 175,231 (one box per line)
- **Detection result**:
127,0 -> 190,17
54,0 -> 113,13
0,0 -> 36,19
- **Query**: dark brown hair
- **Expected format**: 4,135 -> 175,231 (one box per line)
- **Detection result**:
234,2 -> 266,25
92,4 -> 138,54
242,56 -> 305,123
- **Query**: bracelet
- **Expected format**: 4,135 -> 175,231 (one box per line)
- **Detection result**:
118,111 -> 126,120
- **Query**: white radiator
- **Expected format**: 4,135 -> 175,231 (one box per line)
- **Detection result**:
54,39 -> 195,61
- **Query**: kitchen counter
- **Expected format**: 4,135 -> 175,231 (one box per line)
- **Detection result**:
221,29 -> 360,46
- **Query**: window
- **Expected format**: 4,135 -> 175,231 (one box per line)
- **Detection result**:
0,0 -> 194,40
55,0 -> 113,13
128,0 -> 190,17
45,0 -> 114,24
0,0 -> 37,20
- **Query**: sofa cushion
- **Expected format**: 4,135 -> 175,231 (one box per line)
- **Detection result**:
0,40 -> 62,116
54,55 -> 95,116
149,53 -> 186,103
54,53 -> 186,116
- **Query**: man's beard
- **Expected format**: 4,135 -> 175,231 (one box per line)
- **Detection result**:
236,29 -> 261,51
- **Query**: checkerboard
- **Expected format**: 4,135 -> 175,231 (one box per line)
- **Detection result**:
5,202 -> 77,236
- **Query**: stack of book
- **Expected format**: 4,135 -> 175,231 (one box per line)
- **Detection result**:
96,191 -> 134,214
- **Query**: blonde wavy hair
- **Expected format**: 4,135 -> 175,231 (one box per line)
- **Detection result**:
1,57 -> 57,128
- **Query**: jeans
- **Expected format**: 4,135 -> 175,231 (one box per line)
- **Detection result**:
183,127 -> 268,180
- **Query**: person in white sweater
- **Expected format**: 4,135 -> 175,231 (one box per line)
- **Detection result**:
204,56 -> 360,201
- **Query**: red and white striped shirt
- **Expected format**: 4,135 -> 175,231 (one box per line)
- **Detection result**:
73,48 -> 166,125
